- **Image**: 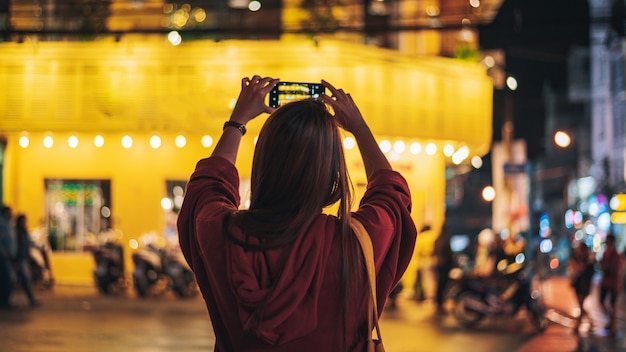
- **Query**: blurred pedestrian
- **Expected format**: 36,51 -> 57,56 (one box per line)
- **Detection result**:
472,228 -> 497,278
0,205 -> 15,309
569,242 -> 595,334
433,223 -> 454,314
599,233 -> 623,336
412,225 -> 433,302
177,76 -> 417,351
13,214 -> 41,307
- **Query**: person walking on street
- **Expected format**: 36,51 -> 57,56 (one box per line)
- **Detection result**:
411,225 -> 433,302
599,233 -> 623,336
0,205 -> 16,309
433,223 -> 454,314
569,242 -> 595,334
13,214 -> 41,307
177,76 -> 417,351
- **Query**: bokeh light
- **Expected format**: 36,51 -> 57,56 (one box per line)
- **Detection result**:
506,75 -> 518,90
248,0 -> 261,11
482,186 -> 495,202
175,135 -> 187,148
554,130 -> 571,148
161,197 -> 173,210
68,135 -> 79,148
410,142 -> 422,155
393,140 -> 406,153
343,136 -> 356,150
471,156 -> 483,169
150,135 -> 162,149
379,140 -> 391,153
121,136 -> 133,149
94,135 -> 104,148
43,136 -> 54,148
425,142 -> 437,155
167,31 -> 182,46
18,136 -> 29,148
201,135 -> 213,148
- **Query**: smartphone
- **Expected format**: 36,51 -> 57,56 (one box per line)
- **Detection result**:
269,82 -> 325,108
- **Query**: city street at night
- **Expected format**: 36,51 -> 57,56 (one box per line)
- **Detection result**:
0,1 -> 624,352
1,276 -> 624,352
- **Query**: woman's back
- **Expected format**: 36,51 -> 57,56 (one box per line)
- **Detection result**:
179,156 -> 415,351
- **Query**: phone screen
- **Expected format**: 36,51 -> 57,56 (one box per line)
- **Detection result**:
269,82 -> 325,108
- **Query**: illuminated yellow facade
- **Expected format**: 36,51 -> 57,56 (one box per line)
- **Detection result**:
0,37 -> 492,285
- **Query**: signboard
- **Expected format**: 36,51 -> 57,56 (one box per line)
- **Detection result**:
491,140 -> 529,234
611,194 -> 626,212
612,212 -> 626,224
504,162 -> 526,174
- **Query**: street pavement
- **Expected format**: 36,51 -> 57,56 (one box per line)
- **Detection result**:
1,275 -> 626,352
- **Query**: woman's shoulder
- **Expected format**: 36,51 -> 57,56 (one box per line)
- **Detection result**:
368,169 -> 409,187
192,156 -> 238,181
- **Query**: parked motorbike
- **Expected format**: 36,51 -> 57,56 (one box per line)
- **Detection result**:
92,232 -> 127,294
451,261 -> 549,332
132,239 -> 197,299
28,228 -> 54,289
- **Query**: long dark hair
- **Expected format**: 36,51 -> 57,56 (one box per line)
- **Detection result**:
230,99 -> 353,248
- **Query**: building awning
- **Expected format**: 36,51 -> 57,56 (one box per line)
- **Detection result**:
0,37 -> 492,156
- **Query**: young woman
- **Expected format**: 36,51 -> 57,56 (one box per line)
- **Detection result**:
178,76 -> 417,351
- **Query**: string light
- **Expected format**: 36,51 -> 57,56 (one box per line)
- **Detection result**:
43,136 -> 54,148
10,132 -> 481,169
68,135 -> 79,148
121,135 -> 133,149
94,135 -> 104,148
175,135 -> 186,148
150,135 -> 162,149
18,136 -> 29,148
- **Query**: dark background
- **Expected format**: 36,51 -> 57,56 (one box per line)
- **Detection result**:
445,0 -> 592,236
480,0 -> 590,158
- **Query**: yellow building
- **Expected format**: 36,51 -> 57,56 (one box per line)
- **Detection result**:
0,36 -> 492,287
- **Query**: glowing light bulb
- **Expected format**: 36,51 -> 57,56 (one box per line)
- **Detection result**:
175,135 -> 186,148
68,135 -> 79,148
410,142 -> 421,155
150,135 -> 162,149
379,140 -> 391,153
94,135 -> 104,148
201,135 -> 213,148
393,140 -> 406,153
425,142 -> 437,155
343,137 -> 356,150
43,136 -> 54,148
19,136 -> 29,148
121,136 -> 133,149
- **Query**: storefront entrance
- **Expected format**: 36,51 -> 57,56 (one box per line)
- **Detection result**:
44,179 -> 111,252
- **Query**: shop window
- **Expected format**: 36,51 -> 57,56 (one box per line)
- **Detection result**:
44,179 -> 112,252
165,180 -> 186,213
164,180 -> 186,242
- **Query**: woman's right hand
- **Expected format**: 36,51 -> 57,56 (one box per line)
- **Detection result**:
320,80 -> 367,133
230,75 -> 279,125
321,79 -> 392,176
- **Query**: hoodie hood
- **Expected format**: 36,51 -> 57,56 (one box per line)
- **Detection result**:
226,217 -> 336,345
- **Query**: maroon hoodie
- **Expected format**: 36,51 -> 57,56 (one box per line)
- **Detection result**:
178,156 -> 417,351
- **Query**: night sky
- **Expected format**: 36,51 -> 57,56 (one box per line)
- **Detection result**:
479,0 -> 590,159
